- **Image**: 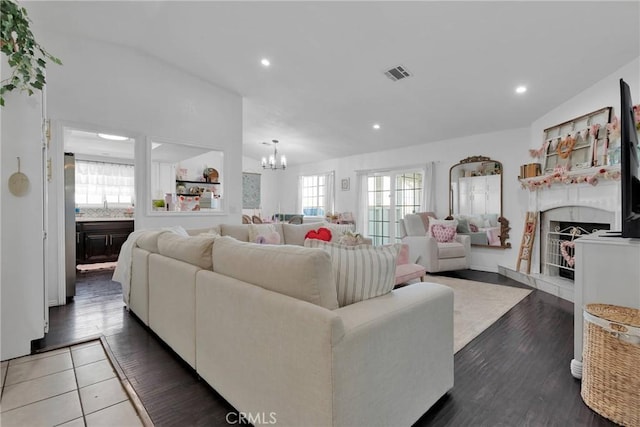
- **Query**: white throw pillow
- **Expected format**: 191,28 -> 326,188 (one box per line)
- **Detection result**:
248,223 -> 281,244
304,240 -> 400,307
325,223 -> 355,243
162,225 -> 189,237
465,215 -> 484,230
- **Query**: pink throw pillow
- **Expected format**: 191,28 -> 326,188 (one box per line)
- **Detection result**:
396,244 -> 410,265
469,223 -> 479,233
431,224 -> 457,243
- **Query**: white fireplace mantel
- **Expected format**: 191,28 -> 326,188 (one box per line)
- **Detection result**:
527,178 -> 621,230
500,170 -> 623,303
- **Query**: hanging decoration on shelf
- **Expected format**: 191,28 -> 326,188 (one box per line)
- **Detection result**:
556,135 -> 576,159
606,115 -> 620,141
529,141 -> 549,158
520,167 -> 621,191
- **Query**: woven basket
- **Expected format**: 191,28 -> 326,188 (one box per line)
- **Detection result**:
581,304 -> 640,426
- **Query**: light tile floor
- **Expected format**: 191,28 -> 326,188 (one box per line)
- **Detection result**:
1,340 -> 144,427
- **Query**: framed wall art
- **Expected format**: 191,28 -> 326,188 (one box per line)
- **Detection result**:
242,172 -> 261,209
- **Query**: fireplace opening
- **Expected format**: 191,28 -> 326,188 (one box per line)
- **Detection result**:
545,221 -> 610,281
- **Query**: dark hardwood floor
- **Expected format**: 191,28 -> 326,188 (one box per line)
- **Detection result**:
33,269 -> 614,427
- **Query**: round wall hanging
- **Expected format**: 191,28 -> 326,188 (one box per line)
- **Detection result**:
8,157 -> 29,197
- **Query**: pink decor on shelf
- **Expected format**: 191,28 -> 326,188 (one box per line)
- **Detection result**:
521,167 -> 621,191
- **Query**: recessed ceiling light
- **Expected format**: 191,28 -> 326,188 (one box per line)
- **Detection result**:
373,124 -> 381,130
515,85 -> 527,94
98,133 -> 129,141
261,58 -> 270,67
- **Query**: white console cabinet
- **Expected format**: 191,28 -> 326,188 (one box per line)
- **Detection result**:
571,232 -> 640,378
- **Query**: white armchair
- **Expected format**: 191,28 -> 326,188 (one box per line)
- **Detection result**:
400,213 -> 471,273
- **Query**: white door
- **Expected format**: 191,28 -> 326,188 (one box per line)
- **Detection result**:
366,170 -> 423,245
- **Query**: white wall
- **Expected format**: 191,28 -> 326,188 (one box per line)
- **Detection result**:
525,57 -> 640,273
272,56 -> 640,273
2,28 -> 243,357
1,87 -> 46,360
278,127 -> 530,272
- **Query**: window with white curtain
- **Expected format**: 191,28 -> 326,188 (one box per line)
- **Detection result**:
299,172 -> 334,216
75,160 -> 135,207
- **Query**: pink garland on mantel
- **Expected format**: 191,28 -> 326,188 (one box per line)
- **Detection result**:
521,168 -> 621,191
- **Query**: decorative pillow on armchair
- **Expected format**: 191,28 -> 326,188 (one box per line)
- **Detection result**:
431,224 -> 457,243
304,239 -> 400,307
428,219 -> 458,236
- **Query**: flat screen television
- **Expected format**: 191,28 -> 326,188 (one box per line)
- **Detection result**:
620,78 -> 640,238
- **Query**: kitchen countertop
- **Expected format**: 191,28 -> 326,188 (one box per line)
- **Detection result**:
76,217 -> 134,222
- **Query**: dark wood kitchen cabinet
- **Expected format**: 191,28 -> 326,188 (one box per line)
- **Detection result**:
76,220 -> 134,264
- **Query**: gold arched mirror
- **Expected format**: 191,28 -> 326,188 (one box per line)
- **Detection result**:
448,156 -> 511,248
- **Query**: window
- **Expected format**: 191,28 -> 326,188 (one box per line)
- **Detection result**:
394,172 -> 423,241
75,160 -> 135,207
366,169 -> 423,245
300,172 -> 334,216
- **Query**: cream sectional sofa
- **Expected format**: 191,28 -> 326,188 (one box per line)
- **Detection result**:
123,222 -> 454,427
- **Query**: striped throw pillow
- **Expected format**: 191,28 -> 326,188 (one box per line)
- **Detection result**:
304,240 -> 400,307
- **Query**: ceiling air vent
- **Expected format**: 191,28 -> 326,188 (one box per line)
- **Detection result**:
384,65 -> 411,82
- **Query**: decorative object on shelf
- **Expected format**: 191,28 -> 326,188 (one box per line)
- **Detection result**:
556,135 -> 576,159
0,0 -> 62,107
261,139 -> 287,170
203,167 -> 219,183
539,107 -> 612,173
519,163 -> 541,178
520,166 -> 621,191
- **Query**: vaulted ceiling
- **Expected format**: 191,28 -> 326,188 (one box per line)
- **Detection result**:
29,1 -> 640,166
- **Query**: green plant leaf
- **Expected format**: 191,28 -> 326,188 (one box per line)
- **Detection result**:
0,0 -> 62,107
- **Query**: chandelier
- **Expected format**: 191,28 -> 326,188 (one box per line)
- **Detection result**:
261,139 -> 287,170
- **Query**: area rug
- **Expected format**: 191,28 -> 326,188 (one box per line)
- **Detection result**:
77,261 -> 117,273
423,276 -> 532,353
